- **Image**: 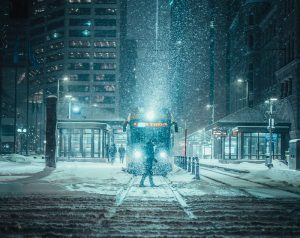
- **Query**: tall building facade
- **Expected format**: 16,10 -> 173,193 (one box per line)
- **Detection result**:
0,0 -> 29,153
169,0 -> 229,133
29,0 -> 122,121
227,0 -> 300,139
171,0 -> 299,161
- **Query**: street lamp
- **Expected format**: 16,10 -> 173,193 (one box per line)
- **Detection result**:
17,127 -> 27,154
206,104 -> 215,160
65,94 -> 75,119
265,97 -> 278,168
57,76 -> 69,102
206,104 -> 215,124
237,78 -> 249,107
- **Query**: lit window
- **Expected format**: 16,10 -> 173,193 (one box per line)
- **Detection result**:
95,8 -> 117,15
69,52 -> 91,59
69,40 -> 91,48
94,74 -> 115,81
94,41 -> 116,48
94,52 -> 116,59
94,63 -> 116,70
69,7 -> 91,15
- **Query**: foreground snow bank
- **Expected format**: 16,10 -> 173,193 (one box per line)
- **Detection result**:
199,159 -> 300,187
0,154 -> 44,177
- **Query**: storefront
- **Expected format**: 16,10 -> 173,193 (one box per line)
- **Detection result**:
209,108 -> 290,161
57,121 -> 111,160
215,126 -> 290,161
186,108 -> 290,161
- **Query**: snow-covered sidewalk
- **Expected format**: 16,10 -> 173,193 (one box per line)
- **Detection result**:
0,154 -> 299,197
199,159 -> 300,188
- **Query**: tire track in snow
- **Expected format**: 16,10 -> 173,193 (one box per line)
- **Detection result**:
162,177 -> 197,219
201,167 -> 300,197
104,175 -> 136,219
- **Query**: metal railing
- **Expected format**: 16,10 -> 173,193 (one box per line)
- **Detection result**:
174,156 -> 200,180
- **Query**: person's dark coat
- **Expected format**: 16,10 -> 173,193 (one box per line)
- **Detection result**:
118,146 -> 125,157
144,141 -> 157,170
109,144 -> 117,159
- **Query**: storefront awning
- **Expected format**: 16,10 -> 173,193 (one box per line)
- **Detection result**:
232,125 -> 290,133
205,107 -> 290,131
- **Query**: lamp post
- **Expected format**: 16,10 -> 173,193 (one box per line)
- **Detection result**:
206,104 -> 215,159
65,94 -> 73,119
265,97 -> 278,168
184,120 -> 187,157
17,127 -> 27,155
57,76 -> 69,103
206,104 -> 215,124
237,78 -> 249,107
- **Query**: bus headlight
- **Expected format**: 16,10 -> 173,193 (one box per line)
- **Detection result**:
134,150 -> 143,159
159,151 -> 167,159
146,111 -> 155,121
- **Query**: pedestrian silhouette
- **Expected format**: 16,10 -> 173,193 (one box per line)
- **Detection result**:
139,139 -> 158,187
109,144 -> 117,165
105,144 -> 110,163
118,144 -> 126,163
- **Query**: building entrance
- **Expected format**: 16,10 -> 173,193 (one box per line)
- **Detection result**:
57,121 -> 110,160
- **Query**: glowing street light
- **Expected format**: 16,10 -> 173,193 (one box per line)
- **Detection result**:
206,104 -> 215,124
236,78 -> 249,107
264,97 -> 278,168
57,76 -> 69,103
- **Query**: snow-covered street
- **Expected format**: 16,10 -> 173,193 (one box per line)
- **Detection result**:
0,155 -> 300,237
1,155 -> 300,198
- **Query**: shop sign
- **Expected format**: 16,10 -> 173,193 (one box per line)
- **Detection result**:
265,134 -> 278,142
212,129 -> 227,137
232,130 -> 239,137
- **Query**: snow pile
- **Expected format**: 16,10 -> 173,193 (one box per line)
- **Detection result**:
199,159 -> 300,188
0,154 -> 44,177
43,162 -> 132,195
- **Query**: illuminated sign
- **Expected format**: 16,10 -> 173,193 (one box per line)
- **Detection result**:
212,129 -> 227,137
133,122 -> 168,128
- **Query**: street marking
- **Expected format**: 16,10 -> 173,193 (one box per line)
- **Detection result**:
163,177 -> 197,219
115,176 -> 136,206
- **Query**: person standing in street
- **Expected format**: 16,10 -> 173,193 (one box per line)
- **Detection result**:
139,139 -> 158,187
109,144 -> 117,165
105,144 -> 110,163
118,144 -> 126,163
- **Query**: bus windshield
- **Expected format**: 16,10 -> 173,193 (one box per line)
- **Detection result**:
130,127 -> 170,148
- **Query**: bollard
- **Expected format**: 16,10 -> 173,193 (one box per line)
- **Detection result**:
181,156 -> 184,169
192,157 -> 195,174
195,157 -> 200,180
188,157 -> 191,172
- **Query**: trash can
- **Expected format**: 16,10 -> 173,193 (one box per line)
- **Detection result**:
289,139 -> 300,170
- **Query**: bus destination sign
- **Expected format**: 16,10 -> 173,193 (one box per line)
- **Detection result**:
133,122 -> 168,128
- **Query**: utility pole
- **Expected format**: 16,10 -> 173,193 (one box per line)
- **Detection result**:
184,120 -> 187,157
209,1 -> 215,160
209,1 -> 215,119
0,48 -> 2,153
265,98 -> 278,168
13,36 -> 19,154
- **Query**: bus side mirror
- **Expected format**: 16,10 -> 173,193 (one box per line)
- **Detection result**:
123,121 -> 128,132
174,123 -> 178,133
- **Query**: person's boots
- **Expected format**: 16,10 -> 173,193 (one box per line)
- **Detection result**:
149,176 -> 158,187
139,175 -> 146,187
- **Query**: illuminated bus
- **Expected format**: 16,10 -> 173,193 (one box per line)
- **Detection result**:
123,108 -> 178,176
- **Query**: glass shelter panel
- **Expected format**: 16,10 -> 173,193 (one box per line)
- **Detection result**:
82,129 -> 92,158
72,129 -> 81,157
